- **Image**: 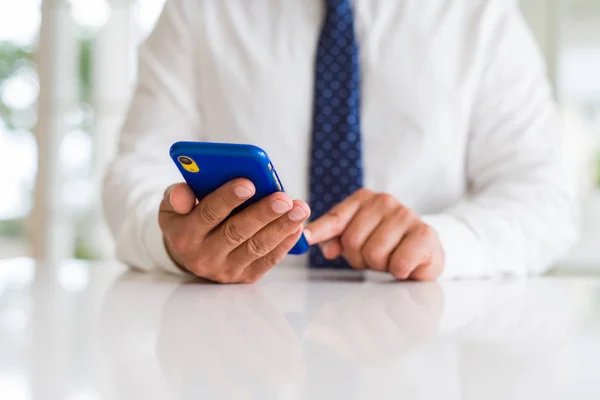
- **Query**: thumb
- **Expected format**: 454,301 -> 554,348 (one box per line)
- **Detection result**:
161,183 -> 196,215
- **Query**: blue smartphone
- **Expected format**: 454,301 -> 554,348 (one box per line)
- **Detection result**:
169,141 -> 309,255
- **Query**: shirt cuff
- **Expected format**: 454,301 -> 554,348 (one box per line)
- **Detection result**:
143,194 -> 192,277
421,214 -> 493,279
115,192 -> 192,277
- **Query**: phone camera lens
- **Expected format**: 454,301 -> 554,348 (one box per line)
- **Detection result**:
178,156 -> 193,166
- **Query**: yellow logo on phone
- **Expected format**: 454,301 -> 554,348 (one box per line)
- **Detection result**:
177,156 -> 200,173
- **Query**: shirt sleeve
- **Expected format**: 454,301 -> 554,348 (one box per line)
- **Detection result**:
103,0 -> 199,275
422,1 -> 580,279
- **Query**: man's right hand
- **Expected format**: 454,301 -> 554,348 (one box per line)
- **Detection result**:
159,179 -> 311,284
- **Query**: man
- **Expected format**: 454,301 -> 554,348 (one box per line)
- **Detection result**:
103,0 -> 578,283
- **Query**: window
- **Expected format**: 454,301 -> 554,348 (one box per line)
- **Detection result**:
0,0 -> 166,260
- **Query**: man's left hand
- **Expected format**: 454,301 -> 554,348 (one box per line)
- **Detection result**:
304,189 -> 444,281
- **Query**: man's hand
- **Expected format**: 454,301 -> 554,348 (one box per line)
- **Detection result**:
159,179 -> 311,284
304,189 -> 444,281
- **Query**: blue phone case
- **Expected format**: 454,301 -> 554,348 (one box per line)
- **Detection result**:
170,141 -> 309,255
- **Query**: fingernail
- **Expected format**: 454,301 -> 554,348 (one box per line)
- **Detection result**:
289,206 -> 308,221
303,229 -> 312,242
166,186 -> 174,204
235,186 -> 253,199
271,199 -> 291,214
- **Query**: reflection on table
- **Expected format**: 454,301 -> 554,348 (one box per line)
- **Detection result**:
1,259 -> 599,400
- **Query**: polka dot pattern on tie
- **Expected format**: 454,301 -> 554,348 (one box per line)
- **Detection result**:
309,0 -> 364,269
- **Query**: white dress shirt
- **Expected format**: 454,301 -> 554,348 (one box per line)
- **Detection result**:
103,0 -> 578,278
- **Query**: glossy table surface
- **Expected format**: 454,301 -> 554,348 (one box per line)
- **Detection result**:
1,258 -> 600,400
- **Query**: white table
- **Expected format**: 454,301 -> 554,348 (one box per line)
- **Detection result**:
1,258 -> 599,400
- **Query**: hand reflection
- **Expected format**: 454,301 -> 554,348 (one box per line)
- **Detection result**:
100,272 -> 305,400
304,282 -> 444,366
156,281 -> 306,399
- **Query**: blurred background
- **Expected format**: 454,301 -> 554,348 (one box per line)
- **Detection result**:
0,0 -> 599,271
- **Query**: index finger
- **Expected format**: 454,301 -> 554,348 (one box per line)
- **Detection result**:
304,189 -> 373,245
193,178 -> 256,235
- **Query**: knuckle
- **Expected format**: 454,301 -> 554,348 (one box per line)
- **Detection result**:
393,206 -> 415,222
417,224 -> 436,241
255,208 -> 275,225
375,193 -> 398,209
356,188 -> 375,199
326,208 -> 345,225
222,221 -> 245,246
247,236 -> 270,258
198,202 -> 221,225
362,246 -> 387,270
263,250 -> 284,266
222,188 -> 241,208
253,211 -> 270,225
341,232 -> 362,251
220,197 -> 237,211
273,218 -> 293,236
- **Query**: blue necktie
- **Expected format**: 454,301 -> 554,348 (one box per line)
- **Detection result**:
309,0 -> 363,269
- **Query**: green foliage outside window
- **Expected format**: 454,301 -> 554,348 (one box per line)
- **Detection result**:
0,42 -> 34,130
0,39 -> 94,260
0,43 -> 34,239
